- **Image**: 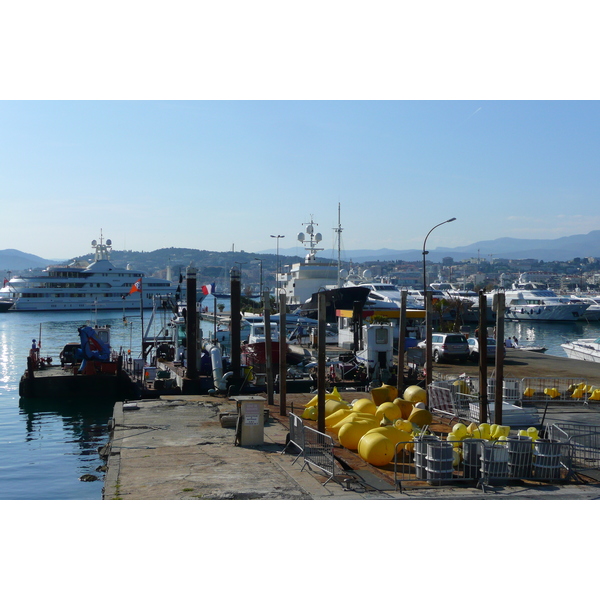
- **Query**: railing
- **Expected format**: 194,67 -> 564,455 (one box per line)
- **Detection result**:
548,422 -> 600,477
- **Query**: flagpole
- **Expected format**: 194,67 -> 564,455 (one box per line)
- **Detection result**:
140,277 -> 144,360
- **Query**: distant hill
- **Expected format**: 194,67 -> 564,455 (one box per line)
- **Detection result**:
264,230 -> 600,262
0,249 -> 54,272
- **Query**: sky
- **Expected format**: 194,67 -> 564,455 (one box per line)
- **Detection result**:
2,4 -> 600,262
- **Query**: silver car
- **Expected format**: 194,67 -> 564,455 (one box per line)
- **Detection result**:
418,332 -> 470,363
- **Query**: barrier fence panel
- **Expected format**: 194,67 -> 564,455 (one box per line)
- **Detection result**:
281,411 -> 305,465
548,422 -> 600,476
520,377 -> 589,404
300,426 -> 336,485
394,436 -> 572,491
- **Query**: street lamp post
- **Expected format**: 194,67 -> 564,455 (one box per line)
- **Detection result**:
422,218 -> 457,391
271,234 -> 285,294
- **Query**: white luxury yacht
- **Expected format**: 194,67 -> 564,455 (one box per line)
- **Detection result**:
0,235 -> 175,311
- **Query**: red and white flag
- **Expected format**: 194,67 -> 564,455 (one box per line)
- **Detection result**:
129,278 -> 142,294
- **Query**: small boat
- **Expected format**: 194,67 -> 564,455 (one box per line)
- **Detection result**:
515,345 -> 548,353
19,325 -> 140,400
561,337 -> 600,363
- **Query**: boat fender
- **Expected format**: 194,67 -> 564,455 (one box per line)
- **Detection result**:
210,346 -> 225,389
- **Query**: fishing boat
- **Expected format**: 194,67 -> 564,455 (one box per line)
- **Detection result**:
0,234 -> 175,311
561,337 -> 600,363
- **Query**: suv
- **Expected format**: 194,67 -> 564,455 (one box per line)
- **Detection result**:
418,332 -> 469,363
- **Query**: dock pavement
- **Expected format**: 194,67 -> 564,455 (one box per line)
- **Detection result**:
103,389 -> 600,500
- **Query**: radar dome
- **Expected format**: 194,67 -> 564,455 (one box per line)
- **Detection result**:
315,232 -> 322,242
106,239 -> 112,246
306,224 -> 314,235
297,232 -> 305,242
91,240 -> 97,246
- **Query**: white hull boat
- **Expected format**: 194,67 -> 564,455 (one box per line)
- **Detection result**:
0,235 -> 176,312
561,338 -> 600,363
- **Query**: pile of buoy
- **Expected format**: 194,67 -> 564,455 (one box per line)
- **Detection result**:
301,384 -> 435,467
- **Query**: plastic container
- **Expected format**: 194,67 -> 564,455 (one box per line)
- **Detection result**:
481,442 -> 509,484
426,441 -> 454,485
533,439 -> 562,480
507,435 -> 533,479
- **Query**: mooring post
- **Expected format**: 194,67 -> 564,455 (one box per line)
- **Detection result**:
494,292 -> 505,425
185,266 -> 198,380
263,289 -> 274,406
478,289 -> 488,424
278,292 -> 287,416
396,289 -> 408,394
230,267 -> 241,394
317,291 -> 327,433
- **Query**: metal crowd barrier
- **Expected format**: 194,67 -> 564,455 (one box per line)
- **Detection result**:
281,411 -> 305,465
548,422 -> 600,476
394,436 -> 572,492
300,426 -> 336,485
520,377 -> 589,404
281,412 -> 336,485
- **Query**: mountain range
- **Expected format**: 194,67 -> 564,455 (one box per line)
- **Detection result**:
2,230 -> 600,273
271,230 -> 600,263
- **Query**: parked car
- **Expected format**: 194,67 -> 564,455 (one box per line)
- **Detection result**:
467,337 -> 502,361
417,332 -> 469,363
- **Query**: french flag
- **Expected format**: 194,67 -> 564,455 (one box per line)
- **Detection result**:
201,282 -> 215,295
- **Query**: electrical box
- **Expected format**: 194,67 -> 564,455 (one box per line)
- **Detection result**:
234,396 -> 266,446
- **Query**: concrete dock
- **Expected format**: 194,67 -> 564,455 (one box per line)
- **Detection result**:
103,394 -> 600,501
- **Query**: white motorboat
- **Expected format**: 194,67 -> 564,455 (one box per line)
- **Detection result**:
561,337 -> 600,363
569,295 -> 600,321
501,289 -> 589,321
0,235 -> 176,312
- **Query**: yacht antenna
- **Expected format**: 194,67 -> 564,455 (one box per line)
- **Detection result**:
334,202 -> 343,287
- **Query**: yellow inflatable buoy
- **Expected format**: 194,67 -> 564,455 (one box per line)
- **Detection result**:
352,398 -> 377,415
407,406 -> 433,427
358,432 -> 396,466
544,388 -> 560,399
325,399 -> 349,417
301,406 -> 318,420
571,388 -> 584,399
590,389 -> 600,401
394,419 -> 413,433
366,426 -> 412,452
403,385 -> 427,405
338,420 -> 378,450
453,380 -> 469,394
523,387 -> 536,397
375,402 -> 402,422
330,413 -> 378,434
393,398 -> 415,419
324,408 -> 353,430
452,423 -> 469,440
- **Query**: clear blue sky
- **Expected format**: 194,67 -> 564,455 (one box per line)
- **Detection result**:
2,101 -> 599,260
1,4 -> 599,261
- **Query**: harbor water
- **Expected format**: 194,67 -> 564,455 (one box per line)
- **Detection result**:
0,309 -> 151,500
1,306 -> 600,500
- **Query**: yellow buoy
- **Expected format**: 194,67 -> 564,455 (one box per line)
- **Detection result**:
358,432 -> 396,466
523,387 -> 536,397
338,420 -> 378,450
325,399 -> 349,417
394,419 -> 413,433
366,426 -> 412,452
330,413 -> 378,434
375,402 -> 402,422
301,406 -> 318,420
324,408 -> 353,430
352,398 -> 377,415
393,398 -> 415,419
403,385 -> 427,405
407,407 -> 433,427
